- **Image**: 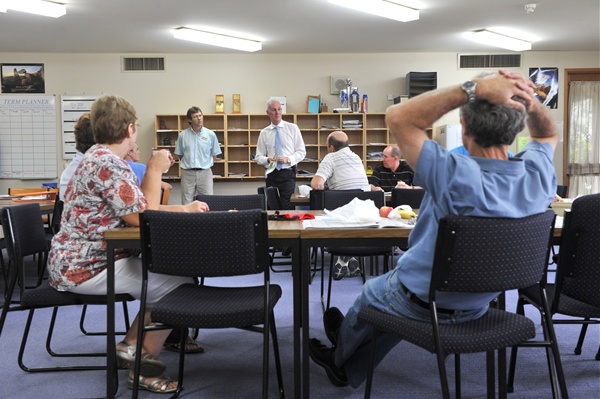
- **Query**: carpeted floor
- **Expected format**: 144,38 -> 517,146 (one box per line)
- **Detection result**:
0,252 -> 598,398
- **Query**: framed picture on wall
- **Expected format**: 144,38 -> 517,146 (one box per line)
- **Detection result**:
1,63 -> 45,93
529,67 -> 558,109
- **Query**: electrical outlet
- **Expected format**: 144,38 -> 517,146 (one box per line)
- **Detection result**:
387,94 -> 394,101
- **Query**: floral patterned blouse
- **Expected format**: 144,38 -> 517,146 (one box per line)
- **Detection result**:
48,144 -> 147,291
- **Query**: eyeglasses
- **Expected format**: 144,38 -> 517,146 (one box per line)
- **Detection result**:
192,115 -> 203,119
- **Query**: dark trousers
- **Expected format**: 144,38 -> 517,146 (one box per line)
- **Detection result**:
267,168 -> 296,210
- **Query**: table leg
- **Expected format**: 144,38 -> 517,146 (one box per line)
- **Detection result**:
106,243 -> 116,398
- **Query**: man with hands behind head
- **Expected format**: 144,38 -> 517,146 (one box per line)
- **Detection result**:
308,71 -> 558,389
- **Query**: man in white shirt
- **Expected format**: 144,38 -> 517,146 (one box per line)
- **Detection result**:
255,98 -> 306,209
311,131 -> 370,191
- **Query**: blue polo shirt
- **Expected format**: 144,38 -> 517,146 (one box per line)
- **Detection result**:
397,139 -> 556,310
175,126 -> 222,170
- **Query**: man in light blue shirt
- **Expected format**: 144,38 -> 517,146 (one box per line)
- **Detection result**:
175,106 -> 222,204
450,144 -> 514,157
309,71 -> 558,388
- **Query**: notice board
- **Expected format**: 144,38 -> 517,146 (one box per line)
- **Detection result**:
61,95 -> 99,160
0,95 -> 58,179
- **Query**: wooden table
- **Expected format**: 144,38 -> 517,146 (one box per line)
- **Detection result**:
104,212 -> 562,398
0,199 -> 55,214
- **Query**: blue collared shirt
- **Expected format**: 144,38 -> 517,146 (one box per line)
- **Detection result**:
175,126 -> 222,170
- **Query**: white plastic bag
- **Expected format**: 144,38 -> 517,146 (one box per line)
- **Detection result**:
324,198 -> 381,223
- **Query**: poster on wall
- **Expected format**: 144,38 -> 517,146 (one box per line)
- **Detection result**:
1,64 -> 45,94
529,67 -> 558,109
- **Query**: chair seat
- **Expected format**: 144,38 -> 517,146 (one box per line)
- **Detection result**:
520,284 -> 600,318
358,306 -> 536,356
152,283 -> 282,329
20,280 -> 135,308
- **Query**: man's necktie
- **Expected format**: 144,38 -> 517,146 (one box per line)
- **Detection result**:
275,126 -> 283,170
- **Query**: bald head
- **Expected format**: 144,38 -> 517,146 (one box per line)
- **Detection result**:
327,131 -> 349,152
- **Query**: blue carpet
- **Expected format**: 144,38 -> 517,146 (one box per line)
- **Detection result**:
0,252 -> 598,398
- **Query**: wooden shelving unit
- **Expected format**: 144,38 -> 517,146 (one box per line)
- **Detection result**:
155,112 -> 404,181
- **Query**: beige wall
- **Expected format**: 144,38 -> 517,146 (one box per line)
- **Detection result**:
1,50 -> 598,198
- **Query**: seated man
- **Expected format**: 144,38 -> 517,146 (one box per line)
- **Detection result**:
311,130 -> 370,279
311,130 -> 370,191
125,143 -> 172,191
369,144 -> 417,191
308,70 -> 558,388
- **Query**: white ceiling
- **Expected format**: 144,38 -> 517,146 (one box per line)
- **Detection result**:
0,0 -> 598,54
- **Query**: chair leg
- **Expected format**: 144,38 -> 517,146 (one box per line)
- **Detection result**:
595,344 -> 600,361
539,297 -> 569,399
326,256 -> 335,311
435,348 -> 451,399
574,321 -> 589,355
507,297 -> 526,393
19,308 -> 106,372
363,329 -> 380,399
79,301 -> 131,336
455,354 -> 461,399
270,314 -> 285,398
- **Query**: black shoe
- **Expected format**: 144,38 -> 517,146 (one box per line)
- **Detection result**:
308,338 -> 348,387
281,247 -> 292,256
323,307 -> 344,347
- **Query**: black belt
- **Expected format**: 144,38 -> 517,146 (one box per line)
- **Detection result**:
401,283 -> 455,315
185,168 -> 205,171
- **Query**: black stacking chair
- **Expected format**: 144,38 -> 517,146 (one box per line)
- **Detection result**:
357,211 -> 567,399
258,186 -> 293,272
195,193 -> 266,211
134,209 -> 284,398
0,203 -> 133,373
390,187 -> 426,209
556,184 -> 569,198
322,190 -> 392,311
508,194 -> 600,393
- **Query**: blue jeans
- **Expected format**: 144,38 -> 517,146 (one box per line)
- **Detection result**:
335,268 -> 488,388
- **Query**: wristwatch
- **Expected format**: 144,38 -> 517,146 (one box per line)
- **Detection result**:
461,80 -> 477,103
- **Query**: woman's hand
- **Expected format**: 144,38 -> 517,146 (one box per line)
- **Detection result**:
148,149 -> 173,173
185,200 -> 209,213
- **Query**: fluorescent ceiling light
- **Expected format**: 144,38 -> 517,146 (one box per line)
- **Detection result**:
0,0 -> 66,18
327,0 -> 419,22
174,27 -> 262,52
469,29 -> 532,52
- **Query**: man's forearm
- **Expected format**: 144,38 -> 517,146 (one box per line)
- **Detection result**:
527,100 -> 557,139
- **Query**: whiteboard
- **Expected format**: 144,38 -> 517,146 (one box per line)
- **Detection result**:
61,95 -> 99,160
0,94 -> 58,179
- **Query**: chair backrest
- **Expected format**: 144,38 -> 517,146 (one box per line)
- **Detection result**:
160,188 -> 171,205
556,185 -> 569,198
1,204 -> 49,261
323,190 -> 384,210
554,193 -> 600,308
140,209 -> 269,278
50,199 -> 64,235
430,211 -> 556,297
195,194 -> 266,211
391,188 -> 426,209
309,189 -> 325,210
257,186 -> 281,210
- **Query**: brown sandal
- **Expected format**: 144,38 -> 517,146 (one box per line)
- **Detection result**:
116,341 -> 166,377
163,336 -> 205,354
127,374 -> 178,394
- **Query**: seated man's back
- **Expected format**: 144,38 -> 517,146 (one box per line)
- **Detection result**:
311,131 -> 370,191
